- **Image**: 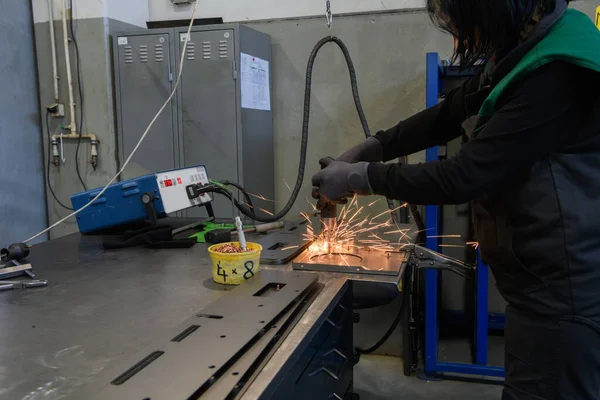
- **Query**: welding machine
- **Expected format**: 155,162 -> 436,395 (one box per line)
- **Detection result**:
71,166 -> 214,234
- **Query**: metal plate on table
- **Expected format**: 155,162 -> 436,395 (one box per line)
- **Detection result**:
259,220 -> 312,265
68,270 -> 318,400
203,283 -> 322,399
292,248 -> 410,276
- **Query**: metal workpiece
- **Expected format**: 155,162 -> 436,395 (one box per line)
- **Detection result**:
258,220 -> 313,265
69,270 -> 319,400
240,275 -> 350,400
203,283 -> 322,399
290,223 -> 417,277
293,247 -> 410,277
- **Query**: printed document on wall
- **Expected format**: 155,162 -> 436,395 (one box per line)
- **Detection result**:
240,53 -> 271,111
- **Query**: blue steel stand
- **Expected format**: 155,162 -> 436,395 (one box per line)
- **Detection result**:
424,53 -> 504,378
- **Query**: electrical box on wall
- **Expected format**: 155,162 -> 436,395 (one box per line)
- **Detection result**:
112,25 -> 274,221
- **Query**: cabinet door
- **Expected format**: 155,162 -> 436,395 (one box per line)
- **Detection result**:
178,29 -> 237,219
115,33 -> 176,180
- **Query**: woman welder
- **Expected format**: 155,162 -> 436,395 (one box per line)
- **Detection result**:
312,1 -> 600,398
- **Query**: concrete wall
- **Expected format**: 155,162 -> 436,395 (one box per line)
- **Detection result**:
0,1 -> 48,245
245,10 -> 452,220
148,0 -> 426,22
29,0 -> 598,241
32,0 -> 148,27
32,0 -> 144,238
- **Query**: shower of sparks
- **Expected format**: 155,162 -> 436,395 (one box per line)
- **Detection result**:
370,203 -> 408,222
286,195 -> 473,267
259,208 -> 274,216
467,242 -> 480,250
240,201 -> 254,209
427,234 -> 462,239
300,212 -> 312,223
250,192 -> 276,203
282,179 -> 292,192
415,228 -> 436,234
368,199 -> 381,207
294,195 -> 416,260
306,197 -> 318,212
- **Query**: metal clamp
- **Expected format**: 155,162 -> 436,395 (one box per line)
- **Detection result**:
410,245 -> 474,279
325,0 -> 333,30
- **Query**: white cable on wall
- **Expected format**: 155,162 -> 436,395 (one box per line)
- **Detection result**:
24,0 -> 201,244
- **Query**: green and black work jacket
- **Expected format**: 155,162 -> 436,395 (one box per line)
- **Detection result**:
369,9 -> 600,319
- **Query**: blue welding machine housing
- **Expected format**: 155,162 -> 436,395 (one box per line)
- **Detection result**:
71,166 -> 212,234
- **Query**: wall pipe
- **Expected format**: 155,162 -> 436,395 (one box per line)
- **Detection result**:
48,0 -> 59,103
61,0 -> 76,134
51,134 -> 99,169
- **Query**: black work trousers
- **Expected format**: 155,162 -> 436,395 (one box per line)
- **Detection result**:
502,305 -> 600,400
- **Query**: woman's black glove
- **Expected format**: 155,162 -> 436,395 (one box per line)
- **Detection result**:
337,137 -> 383,163
312,157 -> 373,209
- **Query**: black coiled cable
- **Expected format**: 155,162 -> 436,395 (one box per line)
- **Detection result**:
204,36 -> 425,232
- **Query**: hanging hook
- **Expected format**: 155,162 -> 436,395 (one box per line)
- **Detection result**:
325,0 -> 333,31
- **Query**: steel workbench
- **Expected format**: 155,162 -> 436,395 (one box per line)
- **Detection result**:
0,221 -> 411,399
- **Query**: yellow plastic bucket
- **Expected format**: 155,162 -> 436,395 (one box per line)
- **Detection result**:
208,242 -> 263,285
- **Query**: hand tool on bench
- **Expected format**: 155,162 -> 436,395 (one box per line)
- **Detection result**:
205,221 -> 284,244
0,280 -> 48,291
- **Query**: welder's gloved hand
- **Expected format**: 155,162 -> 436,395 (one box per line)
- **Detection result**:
312,157 -> 373,209
336,137 -> 383,164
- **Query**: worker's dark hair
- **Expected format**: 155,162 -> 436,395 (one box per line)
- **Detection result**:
427,0 -> 566,67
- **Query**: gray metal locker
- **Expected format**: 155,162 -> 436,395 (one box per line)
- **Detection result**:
113,25 -> 274,221
113,30 -> 178,180
177,28 -> 239,218
176,24 -> 274,220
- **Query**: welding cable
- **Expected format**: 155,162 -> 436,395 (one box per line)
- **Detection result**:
220,180 -> 255,210
23,0 -> 201,244
354,260 -> 472,357
69,0 -> 89,188
355,294 -> 407,355
199,36 -> 426,231
46,112 -> 74,211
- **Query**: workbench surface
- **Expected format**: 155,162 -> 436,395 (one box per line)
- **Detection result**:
0,223 -> 409,400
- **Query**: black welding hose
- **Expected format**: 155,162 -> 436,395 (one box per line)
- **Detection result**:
209,36 -> 425,232
356,295 -> 407,355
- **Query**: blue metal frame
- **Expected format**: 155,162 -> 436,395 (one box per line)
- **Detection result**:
424,53 -> 505,378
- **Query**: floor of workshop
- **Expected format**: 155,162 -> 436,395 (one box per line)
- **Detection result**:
354,337 -> 505,399
354,356 -> 503,399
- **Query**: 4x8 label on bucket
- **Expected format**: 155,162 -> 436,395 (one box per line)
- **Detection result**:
243,261 -> 255,280
215,260 -> 255,283
209,243 -> 262,285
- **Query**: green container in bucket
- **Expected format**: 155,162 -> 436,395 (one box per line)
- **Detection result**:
208,242 -> 263,285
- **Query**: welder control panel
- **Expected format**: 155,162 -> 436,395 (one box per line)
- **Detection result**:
156,166 -> 212,214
